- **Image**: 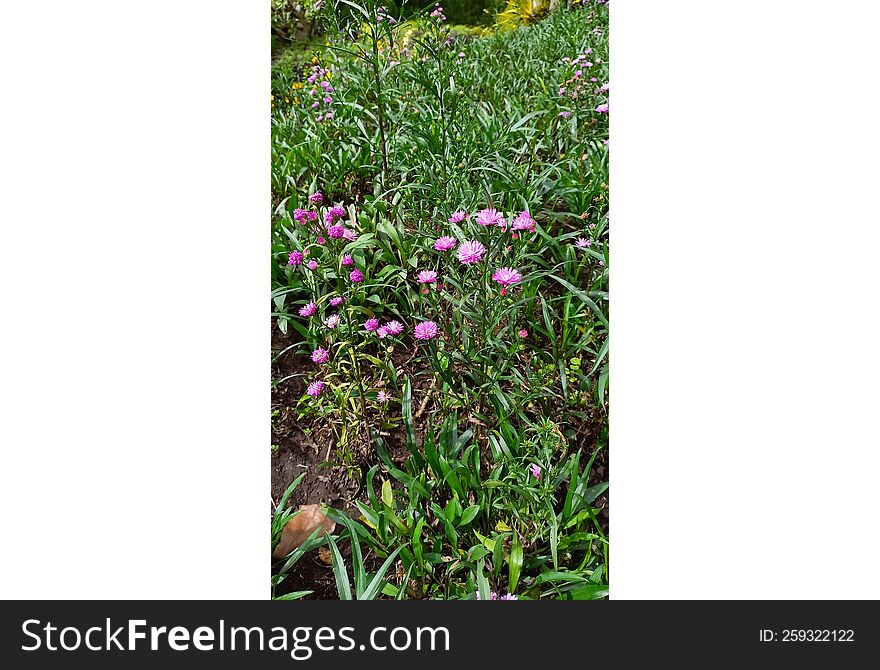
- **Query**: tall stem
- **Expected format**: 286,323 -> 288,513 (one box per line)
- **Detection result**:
369,23 -> 390,186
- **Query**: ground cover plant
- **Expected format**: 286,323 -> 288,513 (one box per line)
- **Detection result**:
271,0 -> 608,600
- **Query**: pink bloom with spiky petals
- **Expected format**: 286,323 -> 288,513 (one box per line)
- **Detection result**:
574,237 -> 592,249
325,314 -> 340,329
316,236 -> 326,245
349,269 -> 364,282
307,260 -> 318,270
306,380 -> 325,397
499,593 -> 518,601
376,326 -> 388,339
518,328 -> 528,338
311,348 -> 329,364
342,228 -> 357,242
288,251 -> 304,265
299,302 -> 317,317
529,464 -> 542,480
456,240 -> 486,265
595,103 -> 609,113
341,254 -> 354,266
511,211 -> 536,232
448,210 -> 468,224
293,208 -> 308,224
377,390 -> 390,403
308,192 -> 323,205
417,270 -> 438,284
330,296 -> 345,307
327,224 -> 345,239
364,318 -> 379,332
384,321 -> 403,336
433,236 -> 457,251
492,267 -> 523,286
475,208 -> 505,227
414,321 -> 439,340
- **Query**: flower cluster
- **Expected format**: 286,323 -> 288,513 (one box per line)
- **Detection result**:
305,59 -> 335,123
376,6 -> 397,25
557,51 -> 608,119
476,591 -> 518,601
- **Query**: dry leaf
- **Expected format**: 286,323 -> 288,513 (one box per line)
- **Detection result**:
272,504 -> 336,561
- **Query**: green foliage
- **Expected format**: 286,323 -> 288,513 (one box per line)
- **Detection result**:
272,0 -> 608,599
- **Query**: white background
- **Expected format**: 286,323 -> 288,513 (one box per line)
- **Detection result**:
2,1 -> 879,599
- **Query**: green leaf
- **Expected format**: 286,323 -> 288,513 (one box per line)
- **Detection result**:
381,479 -> 393,508
533,571 -> 589,585
361,546 -> 404,600
568,585 -> 609,600
273,591 -> 313,600
459,504 -> 480,526
583,482 -> 609,504
508,533 -> 523,593
476,560 -> 492,601
326,534 -> 352,600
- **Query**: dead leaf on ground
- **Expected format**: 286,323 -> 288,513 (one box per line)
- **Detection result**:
272,504 -> 336,561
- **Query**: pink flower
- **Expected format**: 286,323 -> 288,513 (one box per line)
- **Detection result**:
299,302 -> 317,317
306,380 -> 325,397
384,320 -> 403,336
330,296 -> 345,307
307,260 -> 318,270
293,208 -> 308,224
342,227 -> 357,242
414,321 -> 439,340
364,318 -> 379,332
492,267 -> 523,286
518,328 -> 528,338
287,251 -> 304,265
529,464 -> 542,480
308,192 -> 323,205
316,236 -> 326,245
595,103 -> 609,113
311,348 -> 329,364
376,326 -> 388,339
475,208 -> 505,228
499,593 -> 518,601
327,224 -> 345,239
377,390 -> 390,403
417,270 -> 438,284
559,111 -> 572,118
448,210 -> 468,224
574,237 -> 592,249
600,82 -> 609,92
307,211 -> 317,221
325,314 -> 340,329
341,254 -> 354,266
456,240 -> 486,265
349,269 -> 364,282
433,236 -> 457,251
511,211 -> 536,232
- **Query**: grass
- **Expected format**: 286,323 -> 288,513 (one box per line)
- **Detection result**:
271,0 -> 608,600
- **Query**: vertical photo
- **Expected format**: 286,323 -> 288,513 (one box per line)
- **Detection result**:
271,0 -> 608,600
